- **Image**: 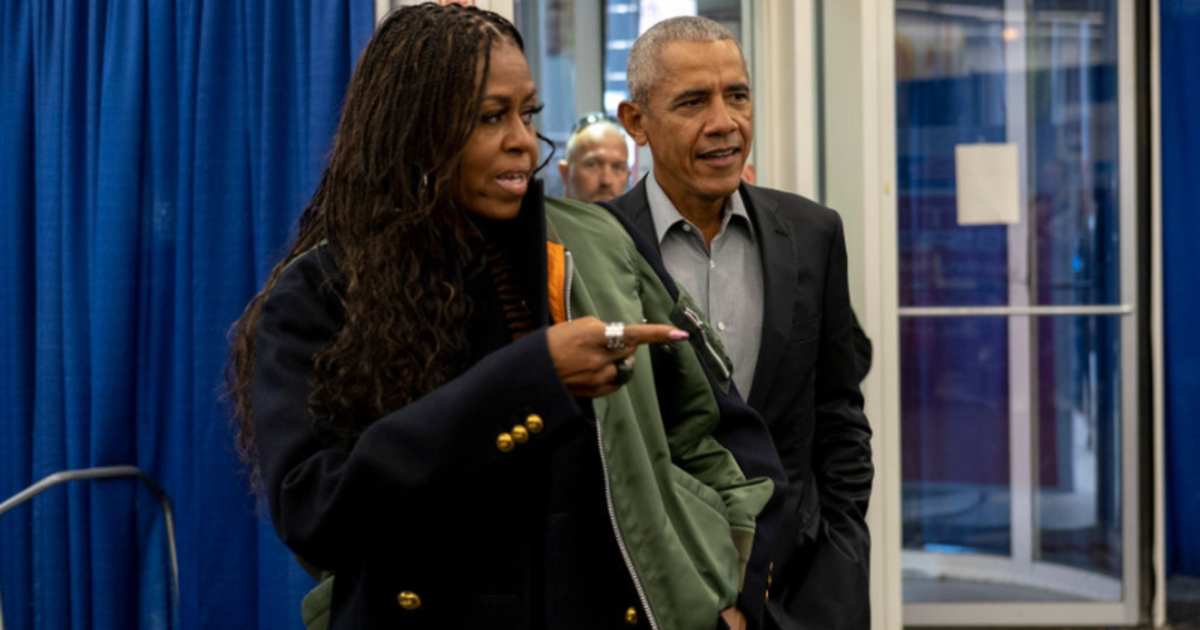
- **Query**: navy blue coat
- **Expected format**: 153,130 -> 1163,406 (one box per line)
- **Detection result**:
249,186 -> 788,629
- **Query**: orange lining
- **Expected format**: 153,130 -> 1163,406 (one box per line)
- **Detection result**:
546,241 -> 567,324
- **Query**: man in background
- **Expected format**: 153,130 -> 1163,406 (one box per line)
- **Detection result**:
559,112 -> 632,203
609,16 -> 874,630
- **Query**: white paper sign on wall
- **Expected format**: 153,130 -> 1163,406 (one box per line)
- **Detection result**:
954,143 -> 1021,226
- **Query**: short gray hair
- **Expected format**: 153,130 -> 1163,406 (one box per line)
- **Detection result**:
626,16 -> 742,105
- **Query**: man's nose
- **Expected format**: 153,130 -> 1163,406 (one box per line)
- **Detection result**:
705,99 -> 738,136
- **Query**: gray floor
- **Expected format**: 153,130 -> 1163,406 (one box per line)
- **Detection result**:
901,574 -> 1200,628
1169,575 -> 1200,627
904,575 -> 1088,603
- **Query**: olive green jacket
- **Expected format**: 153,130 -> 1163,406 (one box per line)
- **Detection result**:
544,196 -> 774,630
302,197 -> 773,630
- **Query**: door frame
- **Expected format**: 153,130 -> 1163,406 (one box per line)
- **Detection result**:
818,0 -> 1159,627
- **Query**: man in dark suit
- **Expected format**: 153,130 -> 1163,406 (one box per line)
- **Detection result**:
606,15 -> 874,630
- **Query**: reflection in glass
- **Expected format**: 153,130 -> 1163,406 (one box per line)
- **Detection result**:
1036,314 -> 1122,582
896,0 -> 1126,606
902,316 -> 1012,558
515,0 -> 577,197
896,0 -> 1121,308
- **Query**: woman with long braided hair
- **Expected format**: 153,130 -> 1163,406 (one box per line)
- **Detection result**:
228,4 -> 781,629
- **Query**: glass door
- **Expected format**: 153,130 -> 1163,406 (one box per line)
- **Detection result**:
894,0 -> 1141,624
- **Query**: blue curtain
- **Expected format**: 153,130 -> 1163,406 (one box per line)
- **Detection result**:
0,2 -> 374,628
1162,0 -> 1200,579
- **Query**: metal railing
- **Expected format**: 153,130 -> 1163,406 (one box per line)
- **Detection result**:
0,466 -> 179,630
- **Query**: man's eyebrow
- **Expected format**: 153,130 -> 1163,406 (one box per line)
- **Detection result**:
670,88 -> 711,105
725,82 -> 751,93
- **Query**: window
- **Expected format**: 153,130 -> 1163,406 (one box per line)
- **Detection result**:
516,0 -> 746,195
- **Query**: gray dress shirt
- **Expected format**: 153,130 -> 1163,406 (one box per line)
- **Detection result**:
646,173 -> 764,397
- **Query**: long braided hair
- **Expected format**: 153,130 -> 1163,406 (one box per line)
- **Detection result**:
227,3 -> 526,490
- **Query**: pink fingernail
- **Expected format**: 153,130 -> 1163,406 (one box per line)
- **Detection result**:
669,329 -> 689,341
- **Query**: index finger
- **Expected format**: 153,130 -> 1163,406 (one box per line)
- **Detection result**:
622,323 -> 689,346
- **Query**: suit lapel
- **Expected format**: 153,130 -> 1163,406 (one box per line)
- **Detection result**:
741,184 -> 797,412
608,177 -> 657,246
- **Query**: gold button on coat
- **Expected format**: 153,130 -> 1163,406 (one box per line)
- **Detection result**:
496,432 -> 515,452
624,606 -> 638,625
511,424 -> 529,444
525,413 -> 544,433
397,591 -> 422,610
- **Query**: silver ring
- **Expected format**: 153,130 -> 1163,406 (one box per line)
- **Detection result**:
604,322 -> 627,351
614,355 -> 635,386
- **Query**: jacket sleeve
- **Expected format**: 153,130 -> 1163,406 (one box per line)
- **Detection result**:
634,256 -> 775,588
673,434 -> 773,583
250,253 -> 581,568
812,214 -> 874,564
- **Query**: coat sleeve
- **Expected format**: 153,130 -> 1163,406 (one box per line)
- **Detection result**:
250,252 -> 582,569
672,434 -> 773,584
812,214 -> 874,567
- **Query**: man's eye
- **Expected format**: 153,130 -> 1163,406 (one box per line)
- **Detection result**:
730,91 -> 751,103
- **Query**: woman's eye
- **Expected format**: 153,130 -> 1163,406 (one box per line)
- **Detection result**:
521,103 -> 545,125
481,111 -> 504,124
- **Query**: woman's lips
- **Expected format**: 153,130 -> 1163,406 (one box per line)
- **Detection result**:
496,171 -> 529,196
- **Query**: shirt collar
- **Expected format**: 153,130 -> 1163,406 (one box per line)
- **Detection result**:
645,171 -> 753,245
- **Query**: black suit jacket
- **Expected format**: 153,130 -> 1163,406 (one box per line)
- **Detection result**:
606,178 -> 874,630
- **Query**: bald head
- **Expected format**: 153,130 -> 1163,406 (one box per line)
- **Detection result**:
559,121 -> 631,203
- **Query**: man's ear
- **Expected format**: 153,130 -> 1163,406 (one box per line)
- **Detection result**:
558,160 -> 570,190
618,101 -> 649,146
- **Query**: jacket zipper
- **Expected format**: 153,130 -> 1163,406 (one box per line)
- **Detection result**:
564,246 -> 659,630
563,250 -> 575,322
594,418 -> 661,630
681,305 -> 732,382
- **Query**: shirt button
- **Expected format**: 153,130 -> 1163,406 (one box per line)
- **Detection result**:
717,322 -> 727,332
682,224 -> 692,232
709,260 -> 716,269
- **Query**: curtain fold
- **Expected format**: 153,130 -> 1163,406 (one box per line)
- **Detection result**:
0,2 -> 374,628
1162,0 -> 1200,579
